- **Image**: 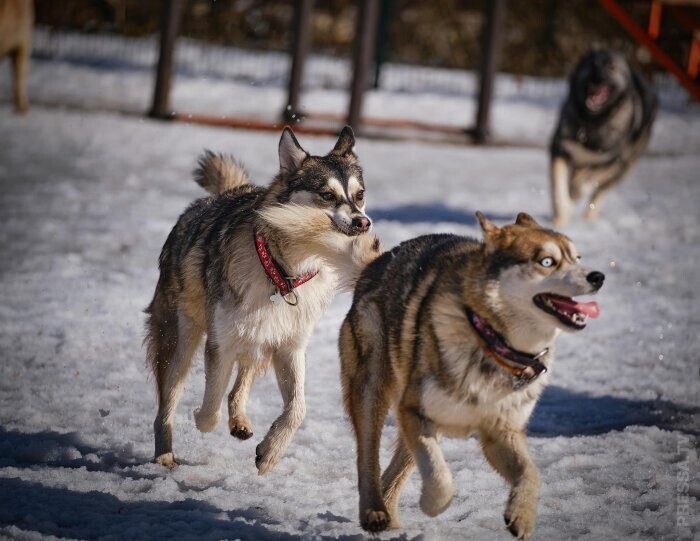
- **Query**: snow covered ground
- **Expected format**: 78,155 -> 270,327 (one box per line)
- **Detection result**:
0,49 -> 699,540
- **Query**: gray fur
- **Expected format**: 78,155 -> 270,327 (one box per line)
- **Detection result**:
550,49 -> 657,225
193,151 -> 252,196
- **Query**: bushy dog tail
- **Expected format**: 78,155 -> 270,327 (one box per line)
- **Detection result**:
194,151 -> 251,195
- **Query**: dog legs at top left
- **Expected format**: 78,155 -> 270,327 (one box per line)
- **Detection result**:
0,0 -> 33,113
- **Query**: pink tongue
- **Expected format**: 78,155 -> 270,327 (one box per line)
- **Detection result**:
552,296 -> 601,318
573,300 -> 601,318
587,86 -> 609,108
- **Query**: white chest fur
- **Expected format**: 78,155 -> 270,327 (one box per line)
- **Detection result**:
420,368 -> 547,435
213,268 -> 338,363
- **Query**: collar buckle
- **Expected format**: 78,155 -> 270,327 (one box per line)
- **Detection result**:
465,306 -> 550,390
255,232 -> 317,307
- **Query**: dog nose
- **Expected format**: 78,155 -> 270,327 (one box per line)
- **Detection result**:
586,271 -> 605,289
352,216 -> 371,232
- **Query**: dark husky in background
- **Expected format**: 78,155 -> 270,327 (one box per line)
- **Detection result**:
145,126 -> 382,474
340,213 -> 604,538
550,49 -> 657,225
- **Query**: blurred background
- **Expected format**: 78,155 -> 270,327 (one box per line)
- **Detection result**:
14,0 -> 698,143
31,0 -> 693,77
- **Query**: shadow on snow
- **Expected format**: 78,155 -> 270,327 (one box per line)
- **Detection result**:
0,386 -> 696,539
370,204 -> 517,227
529,385 -> 699,437
0,477 -> 315,541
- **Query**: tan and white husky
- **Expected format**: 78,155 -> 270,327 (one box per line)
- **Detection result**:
145,126 -> 381,474
340,212 -> 604,539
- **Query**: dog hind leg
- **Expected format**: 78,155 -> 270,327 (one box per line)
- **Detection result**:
340,317 -> 393,533
254,345 -> 307,475
147,305 -> 203,468
480,428 -> 540,540
228,362 -> 258,440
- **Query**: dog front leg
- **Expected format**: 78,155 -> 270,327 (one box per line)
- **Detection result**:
228,362 -> 257,440
480,428 -> 539,540
255,346 -> 306,475
399,406 -> 453,517
381,437 -> 415,529
193,338 -> 235,433
550,156 -> 572,227
584,161 -> 631,222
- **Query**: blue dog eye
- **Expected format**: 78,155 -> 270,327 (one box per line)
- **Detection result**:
540,257 -> 555,268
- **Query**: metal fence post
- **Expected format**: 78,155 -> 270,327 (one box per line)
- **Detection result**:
372,0 -> 393,89
471,0 -> 506,144
149,0 -> 185,119
347,0 -> 380,132
284,0 -> 314,122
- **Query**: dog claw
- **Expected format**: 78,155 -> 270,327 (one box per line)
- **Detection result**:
154,452 -> 178,469
361,509 -> 390,533
255,442 -> 278,475
231,426 -> 253,440
504,505 -> 535,540
229,415 -> 254,440
505,515 -> 526,540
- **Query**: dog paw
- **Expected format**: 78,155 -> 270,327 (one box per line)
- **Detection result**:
360,508 -> 391,533
193,408 -> 221,433
504,491 -> 537,539
255,439 -> 282,475
154,452 -> 178,469
229,415 -> 254,440
583,206 -> 599,222
419,470 -> 453,517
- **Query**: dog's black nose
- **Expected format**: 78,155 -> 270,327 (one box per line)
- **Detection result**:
587,271 -> 605,289
352,216 -> 371,232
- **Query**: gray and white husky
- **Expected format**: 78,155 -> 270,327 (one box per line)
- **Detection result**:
145,126 -> 382,474
550,49 -> 657,225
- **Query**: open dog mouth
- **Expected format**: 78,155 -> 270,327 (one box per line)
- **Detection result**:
533,293 -> 600,330
585,83 -> 611,111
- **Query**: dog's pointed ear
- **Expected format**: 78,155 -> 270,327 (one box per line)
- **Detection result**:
476,212 -> 500,251
331,126 -> 356,159
279,127 -> 309,174
476,211 -> 498,236
515,212 -> 539,228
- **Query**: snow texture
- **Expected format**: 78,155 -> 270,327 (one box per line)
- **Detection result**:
0,43 -> 699,541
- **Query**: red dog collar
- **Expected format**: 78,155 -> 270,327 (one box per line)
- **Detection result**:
254,232 -> 318,306
465,306 -> 548,390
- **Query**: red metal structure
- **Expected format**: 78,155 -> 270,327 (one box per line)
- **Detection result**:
598,0 -> 700,101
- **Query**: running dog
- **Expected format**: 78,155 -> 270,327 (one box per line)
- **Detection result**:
550,49 -> 657,226
0,0 -> 33,113
146,126 -> 382,474
340,212 -> 604,539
